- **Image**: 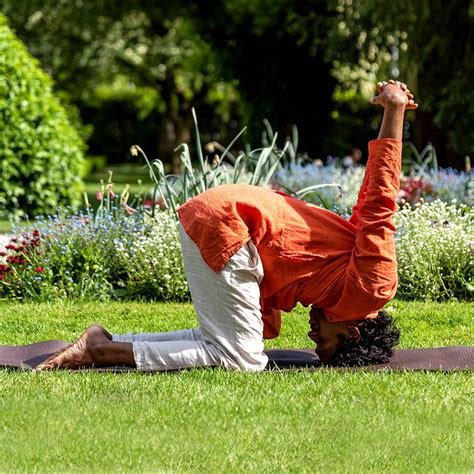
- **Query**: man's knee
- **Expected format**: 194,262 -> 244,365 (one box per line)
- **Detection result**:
224,349 -> 268,372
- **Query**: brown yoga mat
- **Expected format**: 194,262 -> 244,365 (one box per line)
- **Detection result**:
0,340 -> 473,371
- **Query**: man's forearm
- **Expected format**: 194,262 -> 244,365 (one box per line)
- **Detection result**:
377,104 -> 406,141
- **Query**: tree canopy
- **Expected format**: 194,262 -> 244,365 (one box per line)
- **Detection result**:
2,0 -> 471,167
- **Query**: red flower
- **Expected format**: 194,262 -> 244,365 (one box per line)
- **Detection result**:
6,256 -> 25,265
0,264 -> 11,272
0,251 -> 6,257
0,274 -> 4,281
35,267 -> 44,273
5,244 -> 18,251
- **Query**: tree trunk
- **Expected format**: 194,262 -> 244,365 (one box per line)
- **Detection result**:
157,112 -> 192,174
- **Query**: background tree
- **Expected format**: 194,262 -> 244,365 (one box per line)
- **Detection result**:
287,0 -> 473,166
2,0 -> 471,168
1,0 -> 240,168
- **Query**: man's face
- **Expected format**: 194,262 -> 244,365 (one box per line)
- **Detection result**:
308,307 -> 361,363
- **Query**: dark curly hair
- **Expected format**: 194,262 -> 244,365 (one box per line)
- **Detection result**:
328,310 -> 400,367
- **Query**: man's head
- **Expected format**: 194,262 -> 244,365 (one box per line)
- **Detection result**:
309,307 -> 400,366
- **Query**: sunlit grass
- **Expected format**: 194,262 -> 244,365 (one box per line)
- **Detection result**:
0,300 -> 473,472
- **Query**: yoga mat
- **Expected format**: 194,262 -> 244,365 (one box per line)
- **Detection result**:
0,340 -> 473,371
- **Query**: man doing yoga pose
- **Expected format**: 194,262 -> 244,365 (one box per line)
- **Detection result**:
36,79 -> 418,371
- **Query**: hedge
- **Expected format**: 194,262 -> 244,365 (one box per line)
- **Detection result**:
0,14 -> 85,220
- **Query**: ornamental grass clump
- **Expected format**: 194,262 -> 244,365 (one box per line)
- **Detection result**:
394,200 -> 473,301
0,14 -> 85,220
130,110 -> 331,217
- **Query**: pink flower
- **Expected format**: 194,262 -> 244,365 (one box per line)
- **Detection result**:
35,267 -> 44,273
143,199 -> 164,209
120,202 -> 137,215
124,205 -> 137,215
106,184 -> 116,198
96,191 -> 103,200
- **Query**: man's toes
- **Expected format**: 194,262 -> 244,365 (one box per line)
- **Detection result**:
388,79 -> 396,84
35,357 -> 60,370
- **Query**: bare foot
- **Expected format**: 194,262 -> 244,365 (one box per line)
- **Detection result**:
35,324 -> 112,370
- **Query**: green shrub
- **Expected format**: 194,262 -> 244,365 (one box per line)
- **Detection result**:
0,14 -> 85,220
394,201 -> 473,301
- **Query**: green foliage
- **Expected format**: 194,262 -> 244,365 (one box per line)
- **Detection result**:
1,1 -> 240,163
3,1 -> 472,167
314,0 -> 474,158
394,201 -> 474,301
0,14 -> 85,220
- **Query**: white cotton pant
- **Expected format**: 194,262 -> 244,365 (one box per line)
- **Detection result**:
111,223 -> 268,371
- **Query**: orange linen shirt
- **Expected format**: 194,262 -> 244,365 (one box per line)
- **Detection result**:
177,139 -> 401,338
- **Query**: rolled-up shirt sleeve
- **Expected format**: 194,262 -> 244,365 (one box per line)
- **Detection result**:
324,139 -> 402,322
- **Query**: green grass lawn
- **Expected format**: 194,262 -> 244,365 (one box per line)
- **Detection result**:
0,219 -> 16,233
0,300 -> 473,472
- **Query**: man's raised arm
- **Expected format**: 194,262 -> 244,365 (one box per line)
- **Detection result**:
325,81 -> 418,322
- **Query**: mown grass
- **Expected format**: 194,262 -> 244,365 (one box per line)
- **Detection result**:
0,300 -> 473,473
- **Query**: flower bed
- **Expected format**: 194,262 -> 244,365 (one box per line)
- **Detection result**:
394,201 -> 473,301
1,132 -> 472,303
275,162 -> 472,212
0,198 -> 188,302
1,196 -> 471,303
